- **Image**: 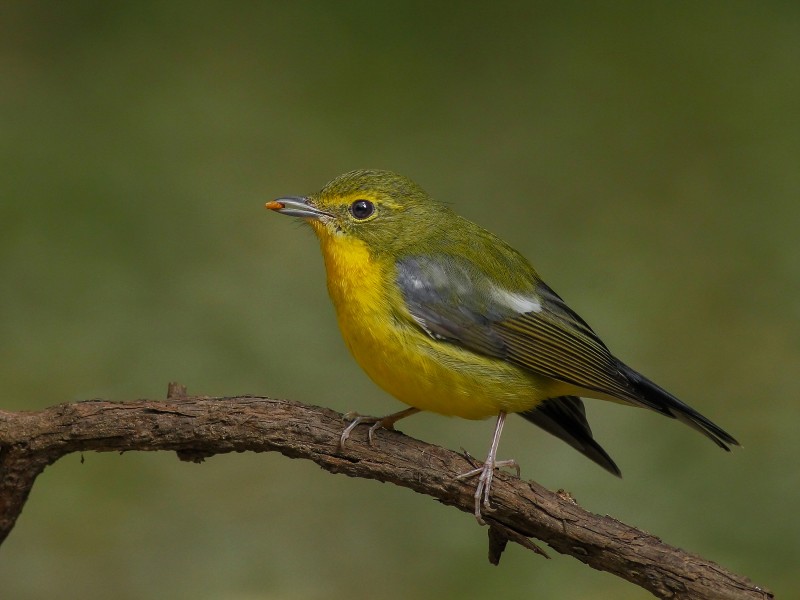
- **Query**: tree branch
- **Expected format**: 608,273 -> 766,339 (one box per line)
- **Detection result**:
0,388 -> 771,600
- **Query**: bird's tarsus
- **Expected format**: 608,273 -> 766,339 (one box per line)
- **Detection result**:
456,412 -> 518,524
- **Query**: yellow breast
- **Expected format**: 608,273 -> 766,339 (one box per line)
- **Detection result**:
314,227 -> 559,419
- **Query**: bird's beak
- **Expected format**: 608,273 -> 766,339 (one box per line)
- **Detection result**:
265,196 -> 333,220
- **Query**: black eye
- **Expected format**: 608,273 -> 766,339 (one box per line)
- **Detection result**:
350,199 -> 375,220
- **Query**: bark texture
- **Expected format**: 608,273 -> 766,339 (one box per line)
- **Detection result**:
0,390 -> 771,600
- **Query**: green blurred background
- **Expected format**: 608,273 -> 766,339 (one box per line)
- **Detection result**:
1,2 -> 798,598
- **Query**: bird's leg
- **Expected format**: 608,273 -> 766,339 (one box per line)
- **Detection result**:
339,407 -> 421,448
456,411 -> 518,524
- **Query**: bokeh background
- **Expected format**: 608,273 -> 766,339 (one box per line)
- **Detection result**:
2,2 -> 798,598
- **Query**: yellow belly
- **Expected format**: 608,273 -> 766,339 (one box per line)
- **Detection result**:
316,230 -> 564,419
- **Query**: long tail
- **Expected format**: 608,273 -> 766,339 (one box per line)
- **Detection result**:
618,362 -> 740,450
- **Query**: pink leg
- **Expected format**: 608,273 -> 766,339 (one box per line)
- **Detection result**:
456,411 -> 519,524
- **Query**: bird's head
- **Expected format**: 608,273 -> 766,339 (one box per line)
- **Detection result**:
266,169 -> 452,254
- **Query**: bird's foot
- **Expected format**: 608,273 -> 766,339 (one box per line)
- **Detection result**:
457,456 -> 520,524
339,413 -> 387,448
338,407 -> 420,449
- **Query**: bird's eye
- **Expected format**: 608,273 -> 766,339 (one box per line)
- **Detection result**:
350,199 -> 375,220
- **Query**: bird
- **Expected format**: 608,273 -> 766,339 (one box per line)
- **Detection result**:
265,169 -> 738,523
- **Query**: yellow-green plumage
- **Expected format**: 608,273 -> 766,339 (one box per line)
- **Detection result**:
314,205 -> 571,419
266,169 -> 738,486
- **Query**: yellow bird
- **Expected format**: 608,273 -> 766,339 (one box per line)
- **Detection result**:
266,169 -> 738,522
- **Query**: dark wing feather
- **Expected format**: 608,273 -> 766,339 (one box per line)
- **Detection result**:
395,254 -> 739,451
518,396 -> 621,476
494,282 -> 639,401
395,255 -> 637,402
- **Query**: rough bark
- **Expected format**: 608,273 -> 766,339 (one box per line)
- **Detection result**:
0,389 -> 771,600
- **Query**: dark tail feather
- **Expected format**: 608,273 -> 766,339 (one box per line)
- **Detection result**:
618,362 -> 740,450
519,396 -> 622,477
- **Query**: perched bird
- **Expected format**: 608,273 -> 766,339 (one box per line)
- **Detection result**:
266,169 -> 738,523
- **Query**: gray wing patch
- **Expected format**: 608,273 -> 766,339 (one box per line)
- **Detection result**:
396,254 -> 638,402
396,256 -> 508,357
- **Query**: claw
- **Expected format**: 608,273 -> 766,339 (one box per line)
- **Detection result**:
338,407 -> 420,450
339,413 -> 373,448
